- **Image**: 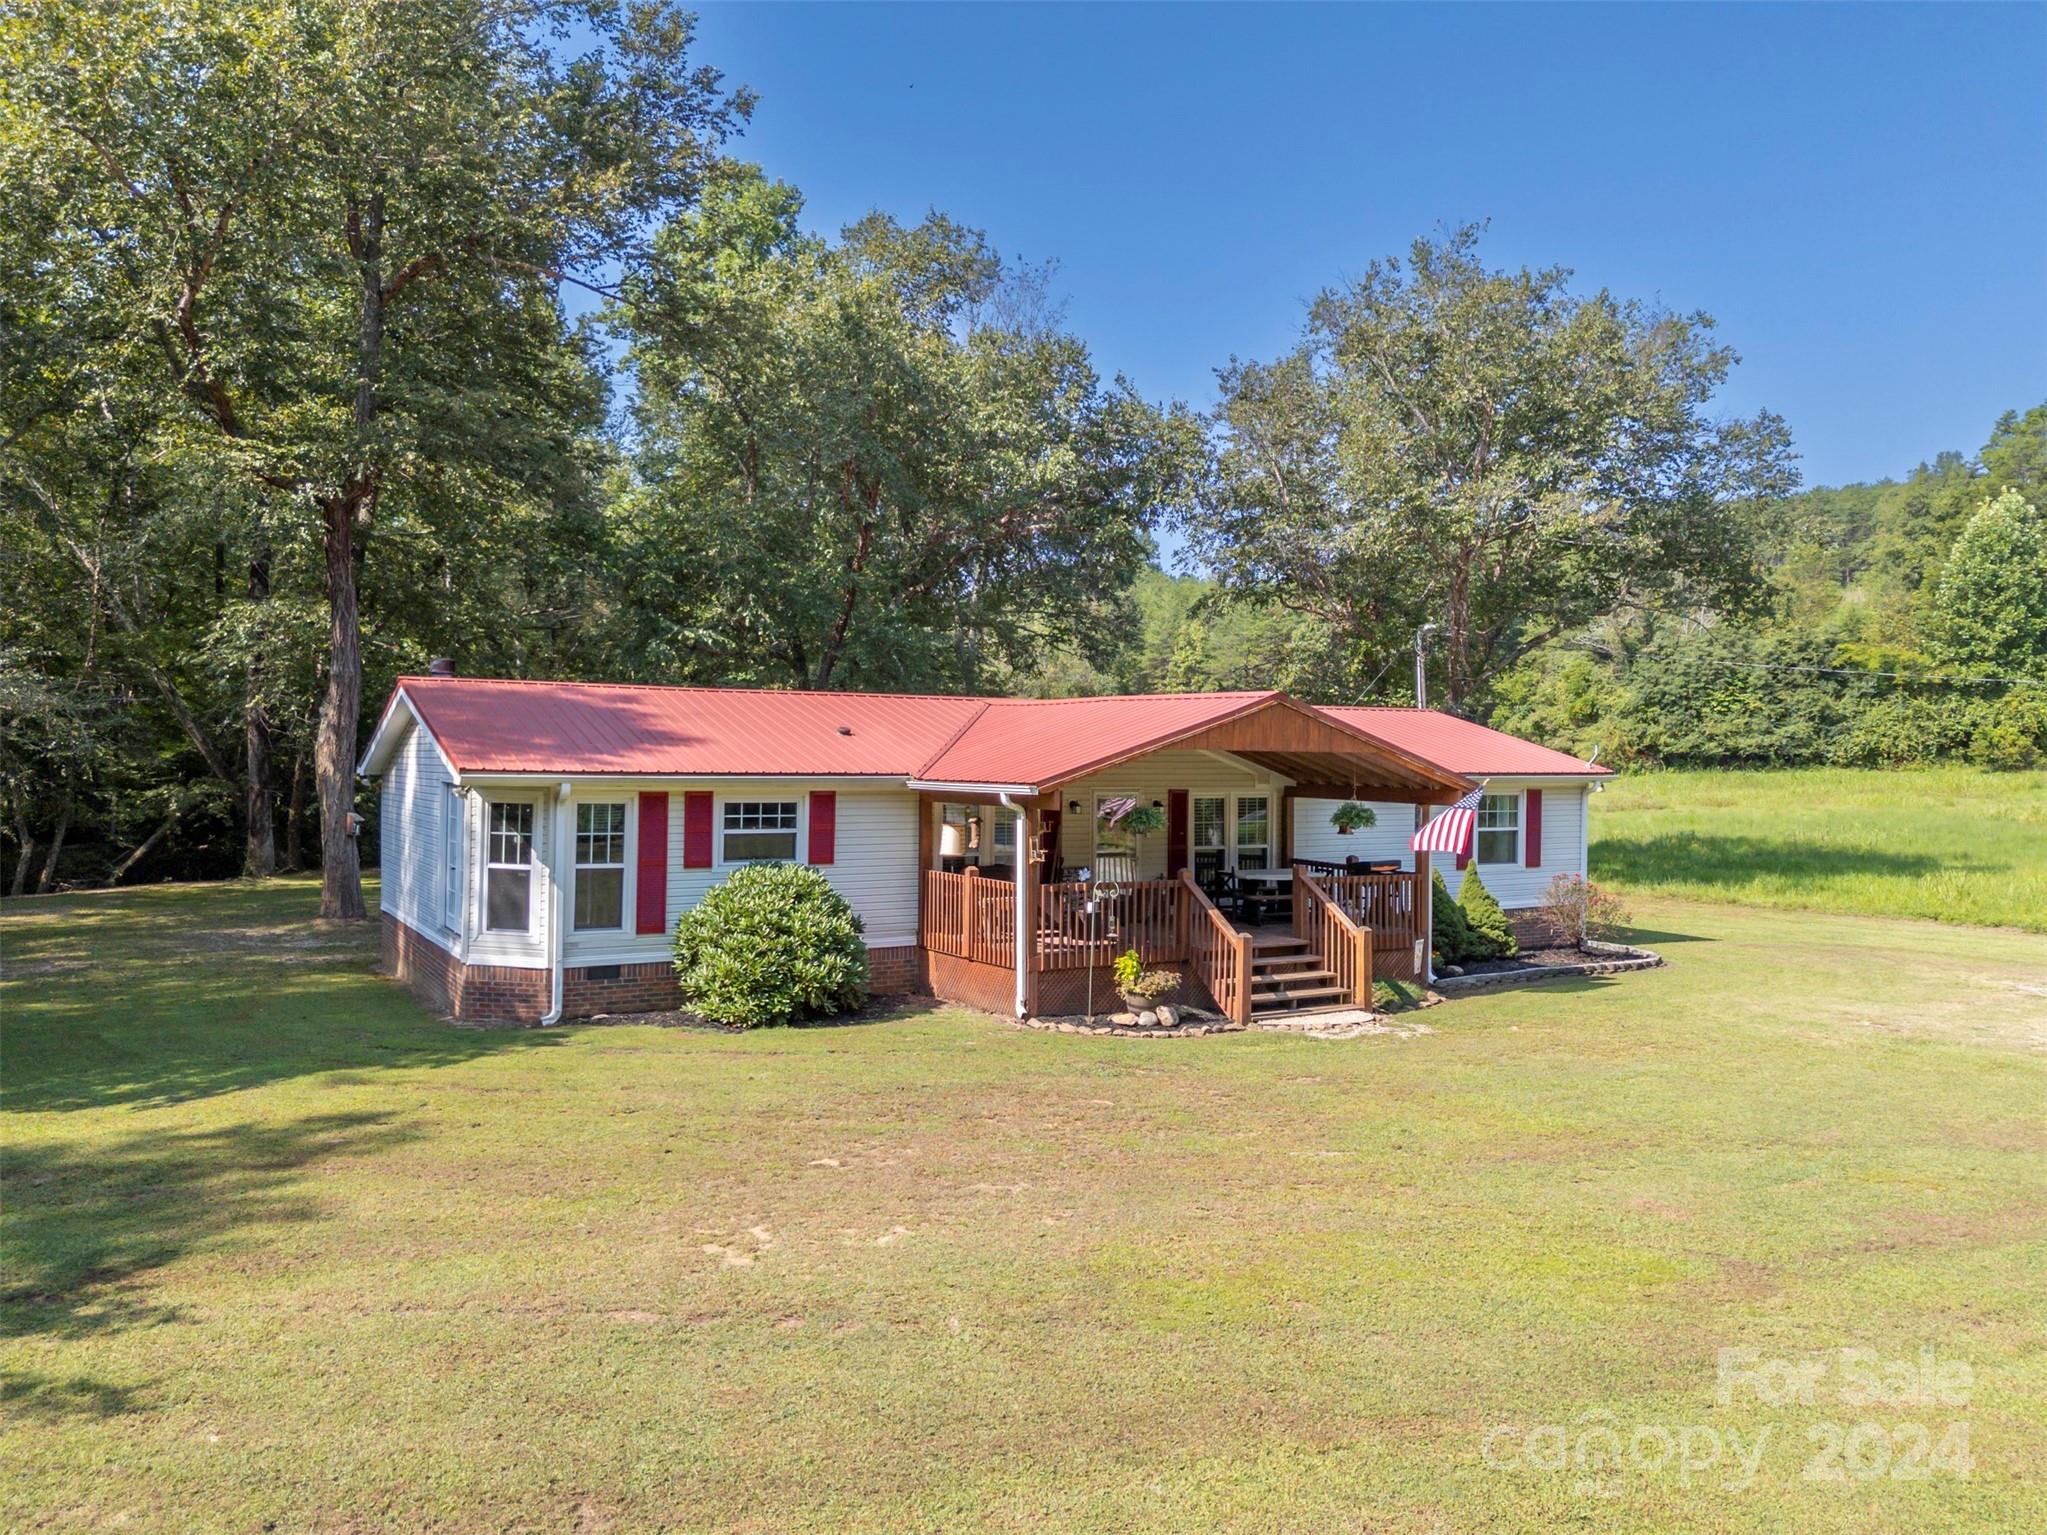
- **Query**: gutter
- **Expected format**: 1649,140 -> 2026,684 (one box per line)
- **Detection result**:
537,779 -> 571,1026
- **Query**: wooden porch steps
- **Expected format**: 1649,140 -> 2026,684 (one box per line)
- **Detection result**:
1246,935 -> 1360,1021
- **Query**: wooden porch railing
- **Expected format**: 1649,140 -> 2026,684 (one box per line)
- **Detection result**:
921,868 -> 1251,1022
1036,878 -> 1183,971
1293,866 -> 1374,1008
919,868 -> 1016,967
1293,866 -> 1426,978
1180,869 -> 1251,1025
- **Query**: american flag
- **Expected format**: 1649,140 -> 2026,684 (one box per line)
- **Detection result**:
1411,786 -> 1485,856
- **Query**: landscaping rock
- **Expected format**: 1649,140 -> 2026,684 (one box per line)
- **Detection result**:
1155,1005 -> 1177,1028
1137,1009 -> 1160,1027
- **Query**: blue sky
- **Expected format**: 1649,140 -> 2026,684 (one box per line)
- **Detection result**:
661,1 -> 2045,493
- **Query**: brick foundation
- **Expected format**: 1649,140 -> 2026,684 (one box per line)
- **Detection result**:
381,913 -> 925,1025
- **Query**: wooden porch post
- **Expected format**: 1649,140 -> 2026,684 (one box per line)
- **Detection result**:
961,865 -> 978,957
1414,846 -> 1433,984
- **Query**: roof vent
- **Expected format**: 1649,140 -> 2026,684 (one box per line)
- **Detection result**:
427,657 -> 457,677
836,725 -> 853,736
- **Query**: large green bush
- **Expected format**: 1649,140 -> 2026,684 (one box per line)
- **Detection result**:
1457,867 -> 1518,959
672,863 -> 870,1027
1429,869 -> 1473,968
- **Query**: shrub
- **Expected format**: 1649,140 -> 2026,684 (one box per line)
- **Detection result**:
1457,867 -> 1517,959
672,863 -> 869,1027
1967,694 -> 2047,771
1540,873 -> 1632,948
1429,869 -> 1473,966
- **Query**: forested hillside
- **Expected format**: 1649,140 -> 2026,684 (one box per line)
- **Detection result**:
1033,408 -> 2047,773
3,4 -> 2042,900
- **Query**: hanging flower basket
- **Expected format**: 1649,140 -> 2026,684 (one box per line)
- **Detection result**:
1330,801 -> 1377,835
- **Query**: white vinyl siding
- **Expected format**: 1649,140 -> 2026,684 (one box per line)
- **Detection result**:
376,718 -> 457,953
1050,750 -> 1287,880
1292,780 -> 1594,909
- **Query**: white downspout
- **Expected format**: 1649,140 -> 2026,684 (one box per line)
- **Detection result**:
999,792 -> 1027,1019
538,779 -> 571,1025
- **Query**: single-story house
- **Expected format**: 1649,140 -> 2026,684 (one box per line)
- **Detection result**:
358,672 -> 1609,1027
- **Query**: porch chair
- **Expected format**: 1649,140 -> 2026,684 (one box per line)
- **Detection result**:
1193,850 -> 1244,919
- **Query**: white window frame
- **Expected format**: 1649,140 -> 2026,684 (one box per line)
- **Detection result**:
1191,795 -> 1227,856
442,788 -> 464,932
1234,794 -> 1272,871
989,807 -> 1017,860
572,799 -> 630,933
1476,792 -> 1520,865
483,797 -> 539,936
718,797 -> 803,867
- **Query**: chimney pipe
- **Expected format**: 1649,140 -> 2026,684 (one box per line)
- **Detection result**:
427,657 -> 457,677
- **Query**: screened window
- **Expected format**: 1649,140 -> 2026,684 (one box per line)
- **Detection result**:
442,790 -> 463,928
722,800 -> 798,863
485,801 -> 534,932
1235,795 -> 1271,871
574,802 -> 627,931
1476,793 -> 1520,864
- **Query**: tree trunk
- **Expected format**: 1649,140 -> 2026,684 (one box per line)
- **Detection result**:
242,550 -> 277,877
316,497 -> 366,919
283,752 -> 307,871
109,806 -> 181,885
316,191 -> 385,921
36,796 -> 71,893
9,811 -> 35,897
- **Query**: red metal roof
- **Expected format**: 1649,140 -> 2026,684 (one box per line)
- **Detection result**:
913,691 -> 1284,786
366,676 -> 1598,783
1321,707 -> 1609,777
386,677 -> 988,777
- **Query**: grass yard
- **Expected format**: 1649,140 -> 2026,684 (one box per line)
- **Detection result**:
4,877 -> 2045,1532
1591,765 -> 2047,932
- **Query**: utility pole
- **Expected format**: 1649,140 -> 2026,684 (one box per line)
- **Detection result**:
1413,623 -> 1438,709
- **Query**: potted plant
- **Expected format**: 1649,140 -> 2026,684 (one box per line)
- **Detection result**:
1329,801 -> 1377,836
1112,948 -> 1179,1013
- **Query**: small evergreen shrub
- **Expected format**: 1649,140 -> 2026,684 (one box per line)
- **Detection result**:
672,863 -> 869,1027
1457,867 -> 1517,959
1430,869 -> 1473,967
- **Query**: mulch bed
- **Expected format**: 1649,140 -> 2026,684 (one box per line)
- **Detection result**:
1447,945 -> 1597,977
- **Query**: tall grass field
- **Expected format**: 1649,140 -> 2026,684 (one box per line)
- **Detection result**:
1591,766 -> 2047,932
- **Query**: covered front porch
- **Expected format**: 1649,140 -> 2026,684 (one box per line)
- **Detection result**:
905,692 -> 1471,1024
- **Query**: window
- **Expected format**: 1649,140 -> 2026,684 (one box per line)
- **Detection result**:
1192,796 -> 1226,853
1235,795 -> 1270,871
485,801 -> 534,932
442,790 -> 463,929
1476,793 -> 1520,864
574,802 -> 627,931
722,800 -> 798,863
990,808 -> 1017,859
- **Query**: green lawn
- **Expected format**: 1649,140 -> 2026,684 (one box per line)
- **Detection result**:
1591,766 -> 2047,932
4,877 -> 2045,1532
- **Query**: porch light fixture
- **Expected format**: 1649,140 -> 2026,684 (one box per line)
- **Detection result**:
1068,799 -> 1081,813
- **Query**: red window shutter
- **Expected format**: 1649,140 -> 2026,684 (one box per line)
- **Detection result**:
683,791 -> 714,870
1166,789 -> 1189,875
1525,789 -> 1543,868
635,792 -> 669,933
808,791 -> 836,866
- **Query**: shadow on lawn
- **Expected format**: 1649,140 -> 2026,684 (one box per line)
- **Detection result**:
3,879 -> 567,1113
1594,832 -> 1956,888
1,1110 -> 414,1418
